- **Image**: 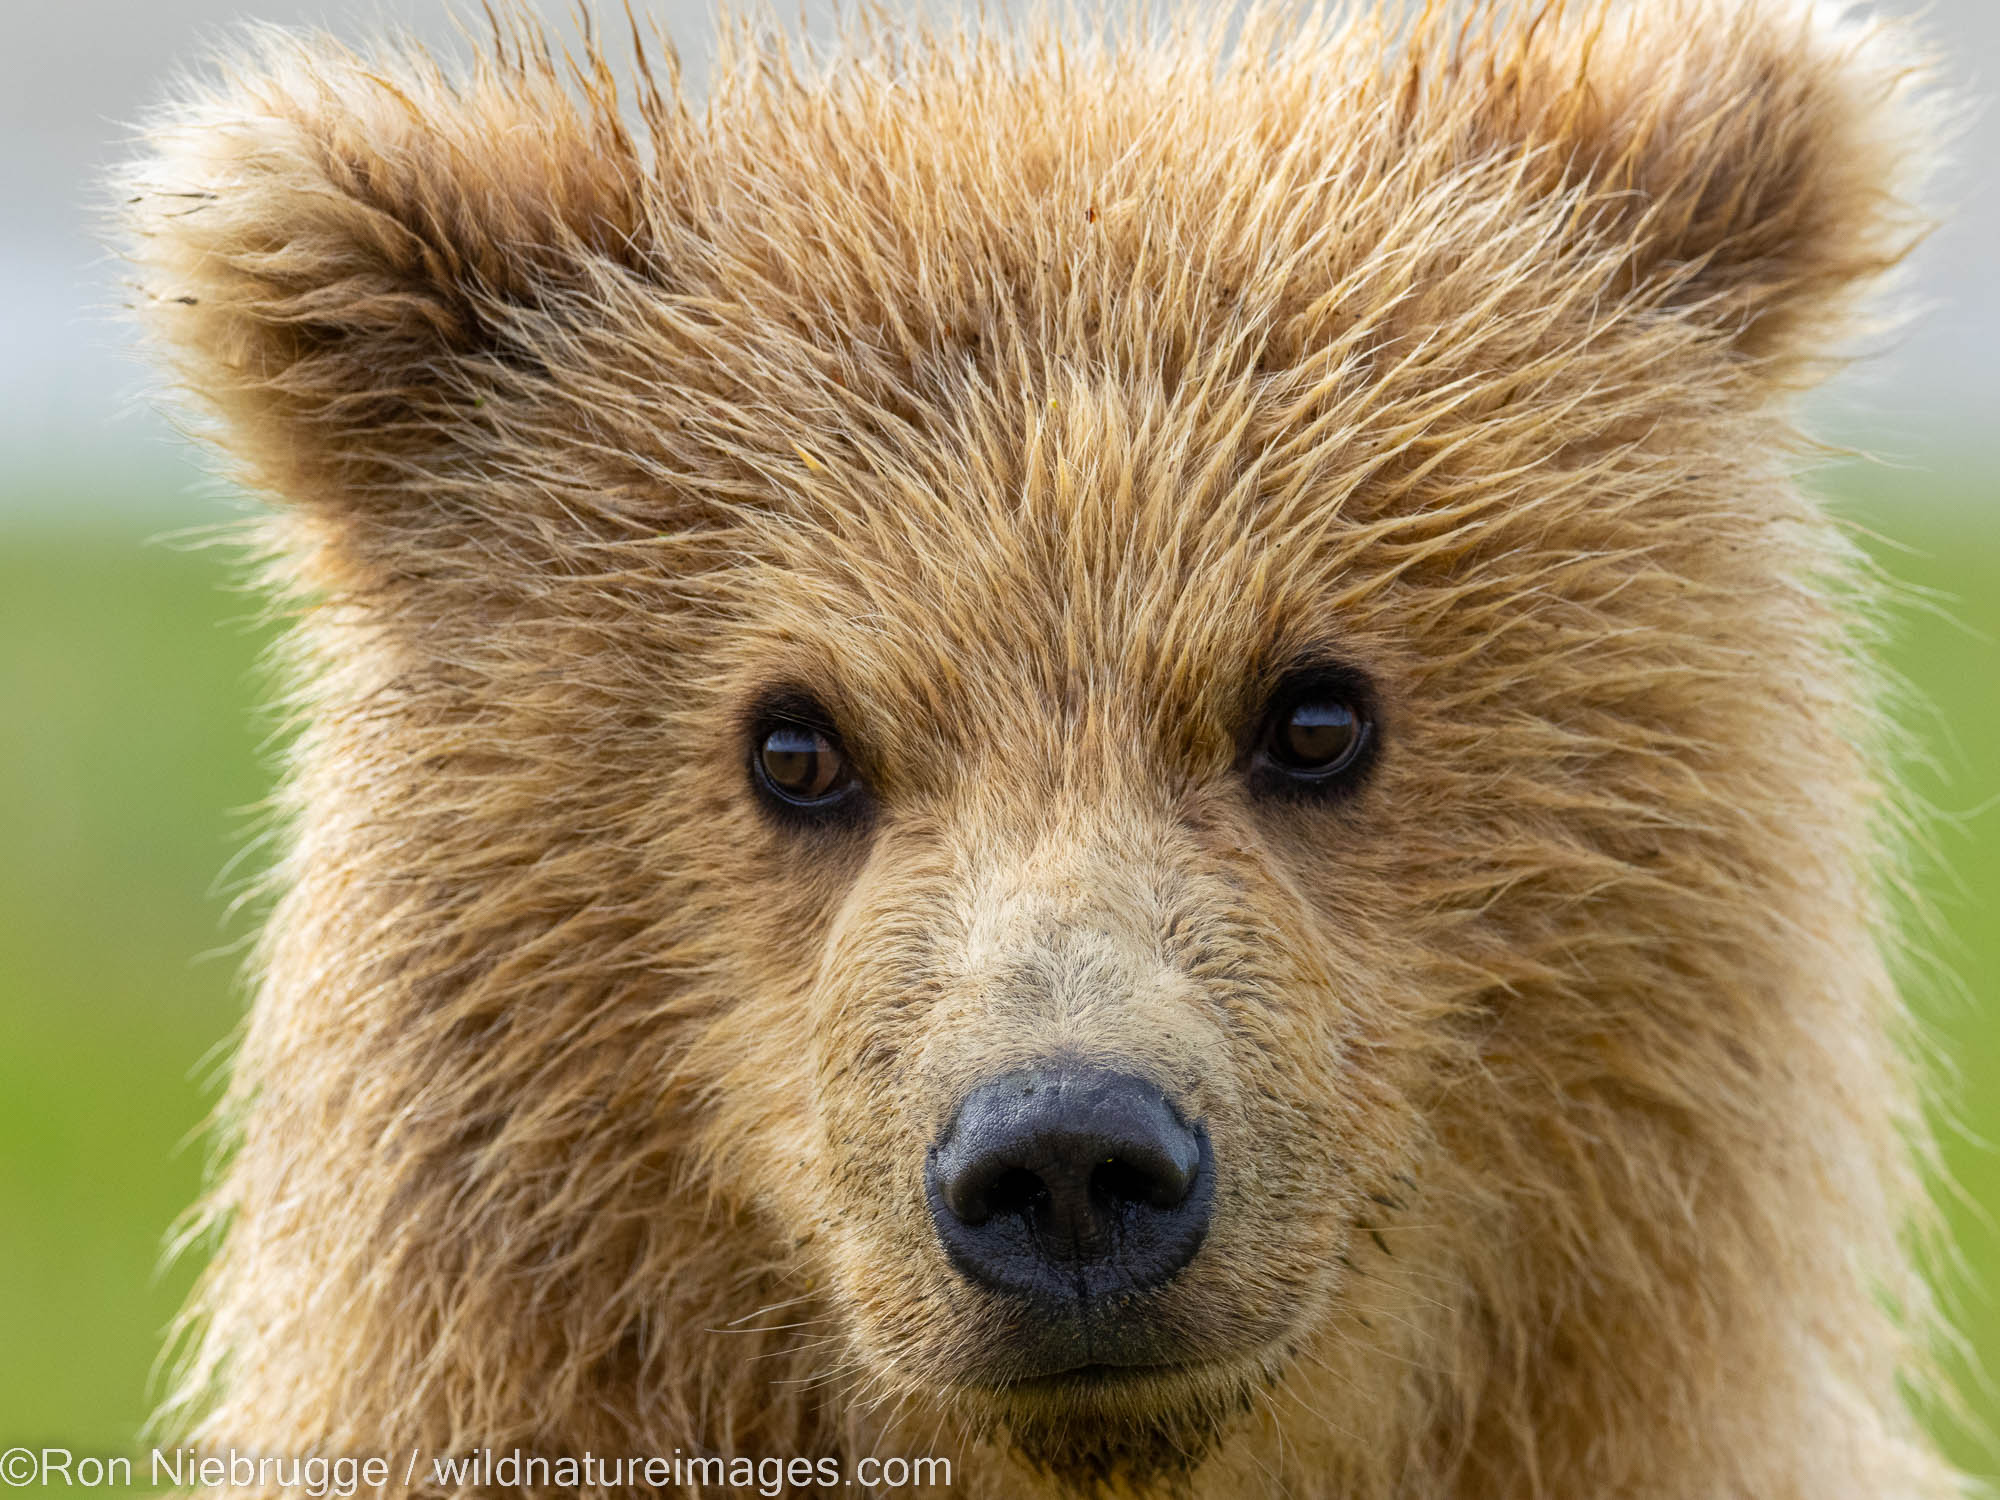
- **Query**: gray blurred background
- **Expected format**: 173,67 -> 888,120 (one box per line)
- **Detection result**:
1,0 -> 1992,516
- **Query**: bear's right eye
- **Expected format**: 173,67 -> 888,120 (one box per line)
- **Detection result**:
750,713 -> 862,816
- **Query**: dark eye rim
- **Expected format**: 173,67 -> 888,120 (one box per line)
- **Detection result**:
744,690 -> 871,824
1245,663 -> 1381,802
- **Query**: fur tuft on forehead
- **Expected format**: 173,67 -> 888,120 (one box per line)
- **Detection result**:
122,1 -> 1933,546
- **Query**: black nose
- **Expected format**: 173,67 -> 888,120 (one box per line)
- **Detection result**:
925,1067 -> 1212,1304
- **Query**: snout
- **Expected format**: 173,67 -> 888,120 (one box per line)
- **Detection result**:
925,1067 -> 1213,1311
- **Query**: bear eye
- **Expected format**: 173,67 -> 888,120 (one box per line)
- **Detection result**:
1270,698 -> 1361,771
754,721 -> 855,807
1249,668 -> 1378,800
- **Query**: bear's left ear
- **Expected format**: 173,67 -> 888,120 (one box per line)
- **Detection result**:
1462,0 -> 1943,384
118,25 -> 685,524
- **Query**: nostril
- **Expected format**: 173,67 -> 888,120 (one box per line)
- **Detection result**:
1092,1155 -> 1178,1210
949,1161 -> 1050,1225
985,1166 -> 1049,1223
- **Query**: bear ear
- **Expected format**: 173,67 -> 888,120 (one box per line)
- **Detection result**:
1456,0 -> 1943,383
118,24 -> 683,519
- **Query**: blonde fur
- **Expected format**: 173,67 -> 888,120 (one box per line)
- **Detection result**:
120,1 -> 1960,1495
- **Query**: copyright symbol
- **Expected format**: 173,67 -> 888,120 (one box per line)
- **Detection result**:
0,1449 -> 37,1486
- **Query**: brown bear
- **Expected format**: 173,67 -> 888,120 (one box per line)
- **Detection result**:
121,1 -> 1963,1495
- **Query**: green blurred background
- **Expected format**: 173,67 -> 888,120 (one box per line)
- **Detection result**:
1,0 -> 1995,1485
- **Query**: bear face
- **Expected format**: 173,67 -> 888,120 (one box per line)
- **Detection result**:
122,2 -> 1958,1495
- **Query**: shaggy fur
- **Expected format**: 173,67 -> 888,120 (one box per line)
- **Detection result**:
122,1 -> 1960,1495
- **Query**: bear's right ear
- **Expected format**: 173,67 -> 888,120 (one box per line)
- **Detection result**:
120,27 -> 681,521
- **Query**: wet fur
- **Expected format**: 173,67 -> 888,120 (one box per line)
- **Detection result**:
120,1 -> 1961,1495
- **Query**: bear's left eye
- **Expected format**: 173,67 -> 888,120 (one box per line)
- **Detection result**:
1270,698 -> 1362,771
1248,667 -> 1379,800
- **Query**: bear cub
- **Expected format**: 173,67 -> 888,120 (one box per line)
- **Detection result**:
124,1 -> 1959,1496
